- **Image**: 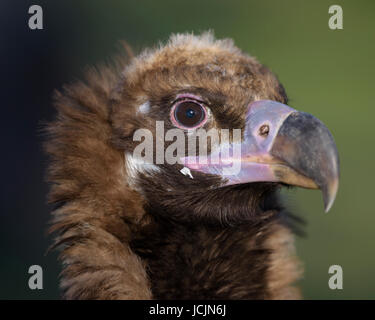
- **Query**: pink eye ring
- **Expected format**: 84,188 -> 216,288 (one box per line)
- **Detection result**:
170,98 -> 208,130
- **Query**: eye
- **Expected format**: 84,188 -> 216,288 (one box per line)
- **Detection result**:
170,99 -> 208,129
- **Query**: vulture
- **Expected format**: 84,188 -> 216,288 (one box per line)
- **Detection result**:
46,32 -> 339,300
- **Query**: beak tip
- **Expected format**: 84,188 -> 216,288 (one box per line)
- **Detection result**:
323,178 -> 339,213
324,201 -> 334,213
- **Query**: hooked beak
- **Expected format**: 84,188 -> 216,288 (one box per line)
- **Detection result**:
181,100 -> 340,212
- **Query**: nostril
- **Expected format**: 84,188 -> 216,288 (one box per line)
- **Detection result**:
259,124 -> 270,137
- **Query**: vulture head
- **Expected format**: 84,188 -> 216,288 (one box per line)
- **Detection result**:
46,32 -> 339,299
111,33 -> 339,226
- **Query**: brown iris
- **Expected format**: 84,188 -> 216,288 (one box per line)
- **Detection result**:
172,100 -> 206,129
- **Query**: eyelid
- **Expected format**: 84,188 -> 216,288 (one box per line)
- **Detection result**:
173,93 -> 206,105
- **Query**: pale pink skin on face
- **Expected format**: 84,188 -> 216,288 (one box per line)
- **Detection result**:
180,100 -> 296,185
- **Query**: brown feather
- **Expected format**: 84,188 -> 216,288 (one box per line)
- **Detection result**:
45,32 -> 301,300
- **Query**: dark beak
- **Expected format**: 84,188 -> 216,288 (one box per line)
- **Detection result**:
181,100 -> 340,212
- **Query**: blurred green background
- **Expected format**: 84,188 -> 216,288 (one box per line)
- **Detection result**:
1,0 -> 374,299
